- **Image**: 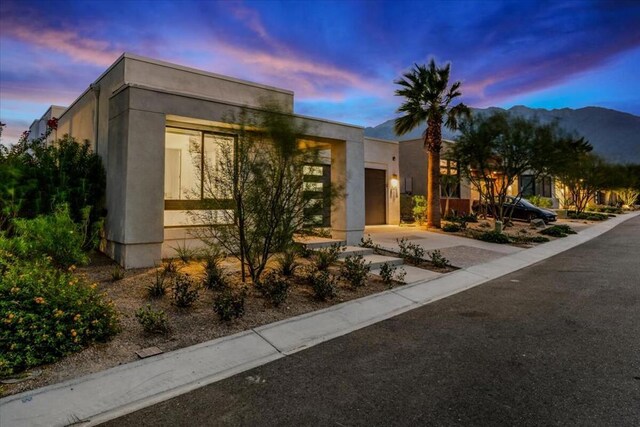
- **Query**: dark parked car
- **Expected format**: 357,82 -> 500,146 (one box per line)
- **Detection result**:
473,196 -> 557,223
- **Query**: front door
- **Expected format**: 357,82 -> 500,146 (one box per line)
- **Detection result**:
365,168 -> 386,225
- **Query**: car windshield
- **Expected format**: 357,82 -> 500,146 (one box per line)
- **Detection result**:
519,198 -> 537,208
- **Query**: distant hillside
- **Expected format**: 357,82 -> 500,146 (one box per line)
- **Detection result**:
364,106 -> 640,164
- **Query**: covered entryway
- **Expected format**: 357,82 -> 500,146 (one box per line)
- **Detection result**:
365,168 -> 386,225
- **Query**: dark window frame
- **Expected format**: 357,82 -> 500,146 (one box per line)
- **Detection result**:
164,126 -> 237,211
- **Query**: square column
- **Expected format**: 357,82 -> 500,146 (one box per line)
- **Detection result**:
331,139 -> 365,244
105,100 -> 165,268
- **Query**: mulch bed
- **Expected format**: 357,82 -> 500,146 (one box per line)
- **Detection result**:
1,252 -> 403,398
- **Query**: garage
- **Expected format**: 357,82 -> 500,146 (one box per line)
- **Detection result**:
365,168 -> 386,225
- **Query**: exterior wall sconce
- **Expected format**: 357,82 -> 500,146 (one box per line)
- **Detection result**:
390,174 -> 399,188
390,174 -> 399,200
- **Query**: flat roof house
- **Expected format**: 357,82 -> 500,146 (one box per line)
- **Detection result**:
30,53 -> 399,268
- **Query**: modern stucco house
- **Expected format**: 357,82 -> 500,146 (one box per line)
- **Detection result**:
29,53 -> 399,268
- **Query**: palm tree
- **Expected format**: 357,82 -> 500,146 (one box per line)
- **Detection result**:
394,60 -> 470,228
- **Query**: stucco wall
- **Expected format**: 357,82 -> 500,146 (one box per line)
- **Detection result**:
125,55 -> 294,113
399,138 -> 472,199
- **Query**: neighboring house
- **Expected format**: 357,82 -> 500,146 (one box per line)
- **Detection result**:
30,53 -> 399,268
28,105 -> 66,142
399,138 -> 475,215
399,137 -> 562,213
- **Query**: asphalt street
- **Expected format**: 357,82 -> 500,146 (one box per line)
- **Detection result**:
104,216 -> 640,426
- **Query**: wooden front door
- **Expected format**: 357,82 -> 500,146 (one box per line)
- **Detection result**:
365,168 -> 386,225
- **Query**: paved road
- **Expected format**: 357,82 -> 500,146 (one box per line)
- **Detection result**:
105,216 -> 640,426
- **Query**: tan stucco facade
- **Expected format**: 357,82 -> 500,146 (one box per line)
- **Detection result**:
399,137 -> 474,200
33,53 -> 398,267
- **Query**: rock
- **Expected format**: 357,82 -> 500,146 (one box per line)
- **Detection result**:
530,218 -> 546,229
135,346 -> 163,359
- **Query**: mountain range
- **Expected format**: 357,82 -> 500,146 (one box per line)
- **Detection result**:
364,106 -> 640,164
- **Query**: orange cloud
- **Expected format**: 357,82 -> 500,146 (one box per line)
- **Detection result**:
2,22 -> 121,67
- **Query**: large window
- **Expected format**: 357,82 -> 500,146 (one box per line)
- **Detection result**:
520,175 -> 535,197
440,159 -> 460,198
520,175 -> 552,198
164,127 -> 234,209
303,164 -> 331,227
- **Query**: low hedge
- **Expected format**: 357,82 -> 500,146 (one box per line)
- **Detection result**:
567,211 -> 608,221
475,230 -> 510,244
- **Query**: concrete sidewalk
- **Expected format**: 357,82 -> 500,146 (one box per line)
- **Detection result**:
1,212 -> 638,427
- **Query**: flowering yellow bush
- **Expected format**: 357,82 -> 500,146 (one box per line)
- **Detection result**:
0,257 -> 120,377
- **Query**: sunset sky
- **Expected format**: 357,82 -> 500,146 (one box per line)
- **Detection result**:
1,0 -> 639,144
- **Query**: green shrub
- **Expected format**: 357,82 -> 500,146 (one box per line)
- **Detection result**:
314,243 -> 344,271
0,135 -> 106,241
172,240 -> 198,263
171,274 -> 199,308
587,214 -> 608,221
111,266 -> 125,282
340,255 -> 371,289
476,231 -> 510,244
295,243 -> 312,259
461,213 -> 478,223
309,269 -> 337,301
276,248 -> 298,277
510,234 -> 550,243
428,250 -> 450,268
360,234 -> 382,254
256,271 -> 290,307
135,304 -> 170,335
396,237 -> 425,264
0,259 -> 119,377
540,224 -> 577,238
587,205 -> 623,214
162,259 -> 179,275
147,269 -> 168,298
527,195 -> 553,208
213,289 -> 246,321
568,211 -> 607,221
530,236 -> 550,243
442,223 -> 461,232
412,195 -> 427,225
202,252 -> 228,291
552,224 -> 576,235
400,194 -> 414,222
11,205 -> 89,268
378,263 -> 406,288
443,214 -> 475,228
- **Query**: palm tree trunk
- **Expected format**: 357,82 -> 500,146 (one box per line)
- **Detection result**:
426,120 -> 442,228
427,149 -> 442,227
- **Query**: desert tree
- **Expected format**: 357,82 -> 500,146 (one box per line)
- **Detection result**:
555,153 -> 610,214
453,113 -> 575,223
394,59 -> 470,228
189,101 -> 330,283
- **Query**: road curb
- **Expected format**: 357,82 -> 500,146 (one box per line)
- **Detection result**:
1,212 -> 638,426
